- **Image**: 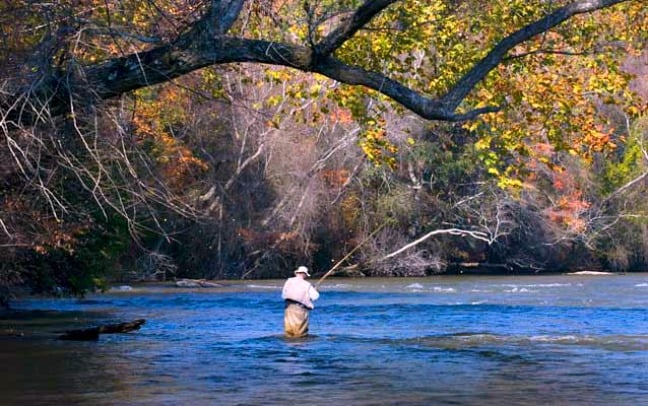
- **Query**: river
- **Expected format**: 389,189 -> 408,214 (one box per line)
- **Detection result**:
1,274 -> 647,405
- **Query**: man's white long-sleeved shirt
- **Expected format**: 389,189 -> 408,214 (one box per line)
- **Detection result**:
282,277 -> 319,309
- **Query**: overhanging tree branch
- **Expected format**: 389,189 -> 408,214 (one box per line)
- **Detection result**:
0,0 -> 632,128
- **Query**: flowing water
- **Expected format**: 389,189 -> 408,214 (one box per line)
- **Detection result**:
1,274 -> 647,405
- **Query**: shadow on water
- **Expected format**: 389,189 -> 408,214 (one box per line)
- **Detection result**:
1,309 -> 112,338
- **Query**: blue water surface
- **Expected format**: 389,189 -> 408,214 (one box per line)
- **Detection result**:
1,274 -> 647,405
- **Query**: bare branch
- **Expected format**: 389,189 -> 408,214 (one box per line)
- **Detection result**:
505,48 -> 590,61
381,228 -> 492,260
0,218 -> 11,238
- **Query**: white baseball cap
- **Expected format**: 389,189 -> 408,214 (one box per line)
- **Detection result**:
294,266 -> 310,276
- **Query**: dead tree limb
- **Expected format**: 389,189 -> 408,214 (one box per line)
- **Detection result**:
381,228 -> 493,260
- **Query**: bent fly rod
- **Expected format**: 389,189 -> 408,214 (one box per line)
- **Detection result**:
315,222 -> 387,288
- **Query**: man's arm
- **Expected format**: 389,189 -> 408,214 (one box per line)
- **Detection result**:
309,285 -> 320,302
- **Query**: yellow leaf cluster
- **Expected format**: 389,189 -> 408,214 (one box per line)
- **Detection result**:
359,118 -> 398,169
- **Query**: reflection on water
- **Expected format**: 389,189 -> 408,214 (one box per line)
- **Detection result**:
1,274 -> 647,405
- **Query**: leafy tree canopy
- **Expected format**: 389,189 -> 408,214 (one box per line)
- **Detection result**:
1,0 -> 645,126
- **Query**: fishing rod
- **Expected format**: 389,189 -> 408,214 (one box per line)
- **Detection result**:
315,222 -> 387,288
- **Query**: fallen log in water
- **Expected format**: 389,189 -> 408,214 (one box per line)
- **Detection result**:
58,319 -> 146,341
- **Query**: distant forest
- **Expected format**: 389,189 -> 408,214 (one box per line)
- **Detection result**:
1,0 -> 647,302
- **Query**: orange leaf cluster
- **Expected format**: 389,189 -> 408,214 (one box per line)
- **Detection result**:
545,169 -> 591,234
320,169 -> 350,188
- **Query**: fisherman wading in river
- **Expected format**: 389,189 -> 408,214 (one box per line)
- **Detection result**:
281,266 -> 319,337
